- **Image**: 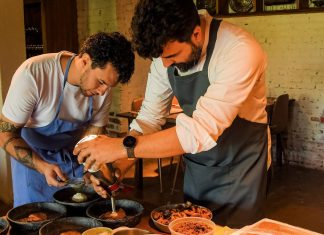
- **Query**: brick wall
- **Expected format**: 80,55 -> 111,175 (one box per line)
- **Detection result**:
227,13 -> 324,170
116,0 -> 151,114
76,1 -> 324,169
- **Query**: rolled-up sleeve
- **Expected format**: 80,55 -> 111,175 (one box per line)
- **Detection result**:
130,59 -> 174,134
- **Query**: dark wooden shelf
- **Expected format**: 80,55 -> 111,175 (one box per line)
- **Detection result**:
219,7 -> 324,17
197,0 -> 324,17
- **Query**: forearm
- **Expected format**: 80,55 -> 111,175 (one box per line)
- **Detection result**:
0,118 -> 46,172
83,125 -> 105,137
134,127 -> 185,159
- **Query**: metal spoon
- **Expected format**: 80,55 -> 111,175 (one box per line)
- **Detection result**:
64,177 -> 85,190
110,196 -> 118,217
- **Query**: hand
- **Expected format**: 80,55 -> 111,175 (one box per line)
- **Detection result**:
89,164 -> 121,198
113,158 -> 136,181
89,174 -> 109,199
83,171 -> 92,185
73,135 -> 126,172
37,161 -> 67,187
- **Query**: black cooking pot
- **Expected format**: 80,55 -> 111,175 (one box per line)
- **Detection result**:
53,185 -> 100,216
8,227 -> 39,235
0,217 -> 9,235
86,199 -> 144,229
6,202 -> 66,232
39,216 -> 103,235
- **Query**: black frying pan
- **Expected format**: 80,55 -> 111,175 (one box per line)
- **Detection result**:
6,202 -> 66,232
53,185 -> 100,216
86,199 -> 144,229
39,216 -> 103,235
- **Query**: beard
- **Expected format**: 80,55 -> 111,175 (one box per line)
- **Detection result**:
174,43 -> 202,73
79,71 -> 90,96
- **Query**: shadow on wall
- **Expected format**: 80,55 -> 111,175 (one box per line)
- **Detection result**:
286,95 -> 324,169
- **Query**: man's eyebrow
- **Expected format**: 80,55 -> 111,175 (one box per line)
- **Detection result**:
161,51 -> 181,59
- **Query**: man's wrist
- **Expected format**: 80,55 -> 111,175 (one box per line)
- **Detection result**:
123,135 -> 137,159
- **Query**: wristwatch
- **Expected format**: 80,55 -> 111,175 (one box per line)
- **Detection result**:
123,136 -> 137,159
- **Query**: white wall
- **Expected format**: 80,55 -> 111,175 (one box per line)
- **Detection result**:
226,13 -> 324,169
0,0 -> 26,205
76,1 -> 324,170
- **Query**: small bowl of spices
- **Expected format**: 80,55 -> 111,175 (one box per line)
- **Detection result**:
168,217 -> 216,235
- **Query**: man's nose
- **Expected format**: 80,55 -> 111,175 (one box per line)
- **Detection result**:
96,85 -> 108,96
162,58 -> 174,68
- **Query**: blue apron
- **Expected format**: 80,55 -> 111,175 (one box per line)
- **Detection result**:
11,55 -> 93,207
167,19 -> 268,228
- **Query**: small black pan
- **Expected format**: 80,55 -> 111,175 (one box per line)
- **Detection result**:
0,217 -> 9,235
6,202 -> 66,232
39,216 -> 103,235
53,185 -> 100,216
86,199 -> 144,229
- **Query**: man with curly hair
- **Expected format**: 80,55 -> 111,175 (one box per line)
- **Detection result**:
0,32 -> 134,206
74,0 -> 270,228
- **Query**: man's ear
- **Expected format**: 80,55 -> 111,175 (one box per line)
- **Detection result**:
191,25 -> 203,45
80,53 -> 92,68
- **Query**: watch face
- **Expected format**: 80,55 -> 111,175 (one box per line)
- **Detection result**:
123,136 -> 137,148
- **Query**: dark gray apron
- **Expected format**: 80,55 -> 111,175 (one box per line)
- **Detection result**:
167,19 -> 268,228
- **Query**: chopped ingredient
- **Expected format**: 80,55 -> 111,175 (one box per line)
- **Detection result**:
71,192 -> 88,202
99,208 -> 126,220
152,204 -> 212,225
173,221 -> 213,235
18,212 -> 47,222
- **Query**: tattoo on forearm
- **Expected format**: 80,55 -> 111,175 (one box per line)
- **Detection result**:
14,146 -> 35,168
0,118 -> 21,134
3,136 -> 21,151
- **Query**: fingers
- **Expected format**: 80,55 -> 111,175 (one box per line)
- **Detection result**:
114,168 -> 121,178
90,175 -> 108,198
76,146 -> 92,165
83,172 -> 92,184
43,164 -> 66,187
83,157 -> 97,172
54,166 -> 67,182
73,141 -> 85,155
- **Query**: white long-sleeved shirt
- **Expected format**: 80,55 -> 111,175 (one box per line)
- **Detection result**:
130,15 -> 268,155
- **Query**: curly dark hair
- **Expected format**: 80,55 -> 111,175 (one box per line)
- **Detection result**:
131,0 -> 200,59
79,32 -> 135,84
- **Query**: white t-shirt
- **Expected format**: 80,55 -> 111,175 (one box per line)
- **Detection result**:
2,51 -> 111,128
130,16 -> 269,155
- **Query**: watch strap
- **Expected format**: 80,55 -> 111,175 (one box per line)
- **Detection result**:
126,146 -> 136,159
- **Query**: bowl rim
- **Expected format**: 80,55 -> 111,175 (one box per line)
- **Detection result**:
39,216 -> 104,234
86,199 -> 144,222
6,202 -> 67,225
150,203 -> 213,227
168,217 -> 216,235
81,226 -> 113,235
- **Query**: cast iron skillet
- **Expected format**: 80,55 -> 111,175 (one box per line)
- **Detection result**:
53,185 -> 100,216
6,202 -> 67,232
53,185 -> 100,208
86,199 -> 144,229
39,216 -> 103,235
0,217 -> 9,235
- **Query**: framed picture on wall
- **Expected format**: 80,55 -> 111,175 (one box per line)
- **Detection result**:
308,0 -> 324,8
228,0 -> 257,14
263,0 -> 299,11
